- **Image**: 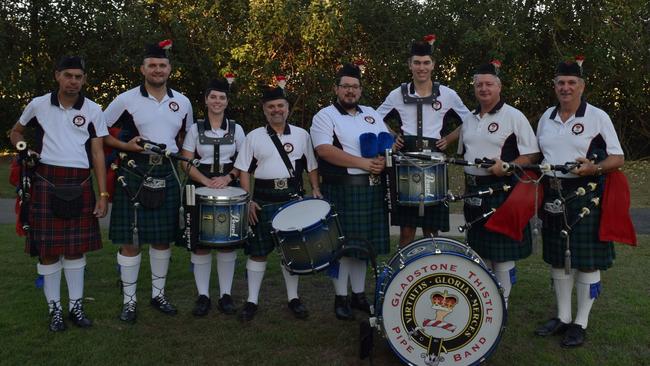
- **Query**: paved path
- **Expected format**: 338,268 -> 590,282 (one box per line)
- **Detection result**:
1,199 -> 647,235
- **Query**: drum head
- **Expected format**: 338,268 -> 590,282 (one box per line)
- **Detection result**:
196,186 -> 247,200
379,239 -> 505,366
272,199 -> 331,231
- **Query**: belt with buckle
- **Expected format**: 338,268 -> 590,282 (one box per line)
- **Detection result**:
129,153 -> 167,166
321,174 -> 381,187
254,178 -> 291,190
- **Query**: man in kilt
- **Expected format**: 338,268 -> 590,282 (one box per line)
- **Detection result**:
310,63 -> 390,320
234,85 -> 321,321
103,41 -> 193,323
533,58 -> 624,347
458,61 -> 540,308
376,35 -> 471,247
9,56 -> 109,331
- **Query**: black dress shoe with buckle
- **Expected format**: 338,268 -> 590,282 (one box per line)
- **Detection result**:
238,301 -> 258,322
150,294 -> 178,315
561,324 -> 586,348
288,298 -> 309,319
217,294 -> 236,315
48,306 -> 67,332
192,295 -> 211,317
334,295 -> 354,321
534,317 -> 569,336
119,301 -> 137,323
351,292 -> 371,314
68,300 -> 92,328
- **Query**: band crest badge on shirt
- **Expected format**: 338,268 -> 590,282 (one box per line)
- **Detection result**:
571,123 -> 584,135
283,143 -> 294,153
169,101 -> 180,112
72,115 -> 86,127
432,100 -> 442,111
487,122 -> 499,133
364,116 -> 376,124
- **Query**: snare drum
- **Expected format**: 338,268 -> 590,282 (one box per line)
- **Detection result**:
195,186 -> 249,247
271,198 -> 343,274
392,152 -> 448,206
374,237 -> 506,366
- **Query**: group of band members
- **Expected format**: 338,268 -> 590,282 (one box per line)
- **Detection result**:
11,36 -> 626,350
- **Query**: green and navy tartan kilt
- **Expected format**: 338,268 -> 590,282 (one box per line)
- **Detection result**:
28,165 -> 102,257
541,178 -> 614,270
463,179 -> 532,262
109,162 -> 180,245
322,183 -> 390,258
245,186 -> 299,257
391,203 -> 449,232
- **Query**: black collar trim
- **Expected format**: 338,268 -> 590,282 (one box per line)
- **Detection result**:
266,123 -> 291,135
473,99 -> 505,115
50,91 -> 85,110
549,99 -> 587,120
333,101 -> 362,115
140,84 -> 174,98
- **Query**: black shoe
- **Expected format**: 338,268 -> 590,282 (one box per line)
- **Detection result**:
351,292 -> 371,314
217,294 -> 236,315
150,294 -> 178,315
561,324 -> 586,348
119,301 -> 137,323
68,300 -> 92,328
192,295 -> 211,317
238,301 -> 258,322
48,305 -> 67,332
288,298 -> 309,319
534,317 -> 569,336
334,295 -> 354,321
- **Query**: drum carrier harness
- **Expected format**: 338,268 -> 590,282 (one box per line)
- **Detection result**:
400,82 -> 441,151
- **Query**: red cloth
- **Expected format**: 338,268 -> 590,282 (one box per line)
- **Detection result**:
485,170 -> 543,241
599,170 -> 637,245
9,158 -> 20,186
104,127 -> 122,202
15,198 -> 26,236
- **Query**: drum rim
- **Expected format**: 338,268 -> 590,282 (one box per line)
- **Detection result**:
270,197 -> 333,232
375,237 -> 507,366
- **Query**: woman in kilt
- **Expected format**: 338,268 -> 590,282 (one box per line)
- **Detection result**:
533,58 -> 625,347
458,61 -> 540,308
179,78 -> 245,316
10,56 -> 109,331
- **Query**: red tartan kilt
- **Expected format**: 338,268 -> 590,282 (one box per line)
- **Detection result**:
27,164 -> 102,257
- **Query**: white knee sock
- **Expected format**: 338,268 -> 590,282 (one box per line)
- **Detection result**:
282,266 -> 300,301
62,256 -> 86,311
149,247 -> 171,298
493,261 -> 515,309
552,268 -> 575,324
246,259 -> 266,304
37,260 -> 63,312
349,258 -> 367,294
117,252 -> 141,304
191,253 -> 212,297
575,270 -> 601,329
216,251 -> 237,297
332,257 -> 352,296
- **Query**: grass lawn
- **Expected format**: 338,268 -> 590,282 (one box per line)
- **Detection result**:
0,224 -> 647,366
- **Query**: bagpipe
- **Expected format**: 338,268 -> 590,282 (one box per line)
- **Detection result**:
11,141 -> 40,236
109,138 -> 200,246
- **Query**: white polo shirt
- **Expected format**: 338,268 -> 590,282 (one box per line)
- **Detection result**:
376,82 -> 471,138
19,92 -> 108,169
537,100 -> 624,178
460,100 -> 539,176
234,123 -> 318,180
182,119 -> 245,165
103,85 -> 193,153
311,102 -> 390,175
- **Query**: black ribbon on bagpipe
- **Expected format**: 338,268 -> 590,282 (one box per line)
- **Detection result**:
16,142 -> 39,233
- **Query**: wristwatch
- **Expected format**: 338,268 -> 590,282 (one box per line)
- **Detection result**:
100,192 -> 110,198
595,164 -> 603,176
228,172 -> 237,181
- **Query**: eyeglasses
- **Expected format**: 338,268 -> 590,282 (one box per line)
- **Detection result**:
338,84 -> 361,90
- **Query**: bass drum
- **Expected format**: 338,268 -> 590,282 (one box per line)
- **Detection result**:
374,237 -> 506,365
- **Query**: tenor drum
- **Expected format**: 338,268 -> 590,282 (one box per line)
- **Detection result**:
393,152 -> 448,206
374,237 -> 506,366
271,198 -> 343,274
195,186 -> 249,247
